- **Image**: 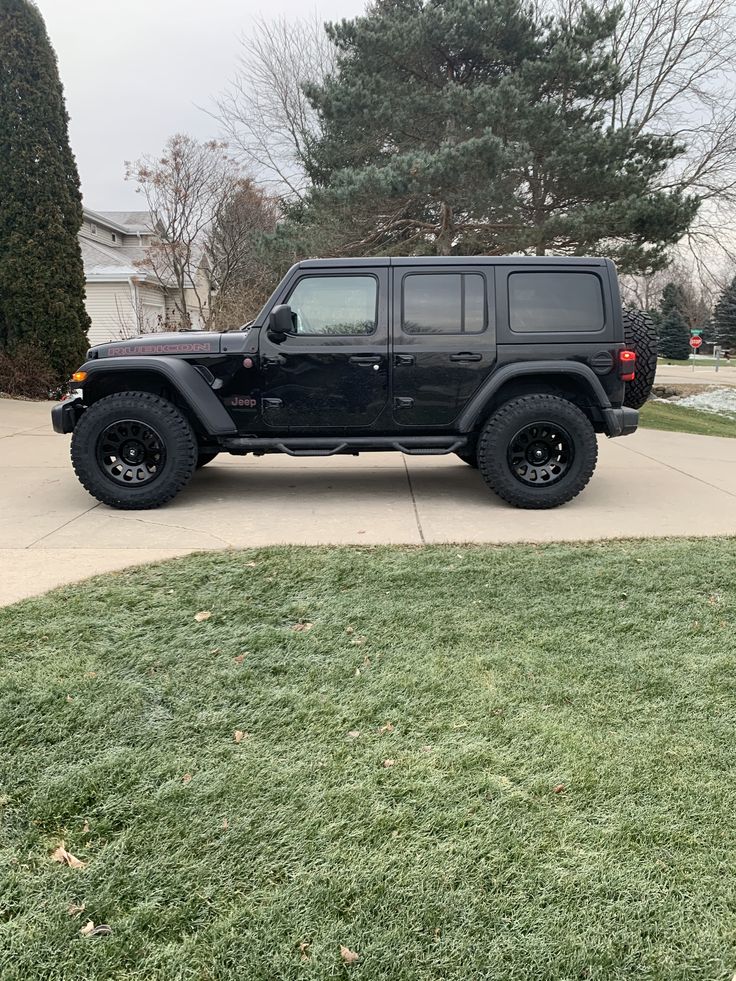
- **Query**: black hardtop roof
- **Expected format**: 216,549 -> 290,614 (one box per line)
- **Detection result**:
296,255 -> 609,269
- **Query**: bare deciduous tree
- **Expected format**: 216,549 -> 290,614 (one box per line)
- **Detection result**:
213,14 -> 336,200
126,135 -> 246,328
207,180 -> 280,327
540,0 -> 736,282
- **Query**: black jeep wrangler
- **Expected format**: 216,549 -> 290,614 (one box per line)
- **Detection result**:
52,257 -> 656,510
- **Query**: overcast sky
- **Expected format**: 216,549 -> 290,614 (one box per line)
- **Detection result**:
36,0 -> 365,211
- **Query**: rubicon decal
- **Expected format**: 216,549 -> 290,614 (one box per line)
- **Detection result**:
103,342 -> 218,357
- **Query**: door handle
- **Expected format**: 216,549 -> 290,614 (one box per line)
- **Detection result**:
450,352 -> 482,362
395,354 -> 415,366
349,356 -> 382,366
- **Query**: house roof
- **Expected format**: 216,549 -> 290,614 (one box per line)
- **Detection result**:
80,237 -> 152,281
95,210 -> 155,234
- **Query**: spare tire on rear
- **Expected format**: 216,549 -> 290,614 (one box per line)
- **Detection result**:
622,308 -> 658,409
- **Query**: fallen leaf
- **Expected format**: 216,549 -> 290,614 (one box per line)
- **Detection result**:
421,745 -> 433,753
291,622 -> 313,632
222,817 -> 229,830
340,945 -> 359,965
51,845 -> 86,869
354,668 -> 361,677
210,648 -> 221,655
234,654 -> 246,665
553,783 -> 566,794
345,626 -> 355,634
85,672 -> 97,679
80,920 -> 111,938
299,941 -> 310,961
708,593 -> 722,606
351,635 -> 366,646
67,902 -> 86,916
245,561 -> 258,568
234,730 -> 250,743
194,611 -> 212,622
66,695 -> 74,704
383,759 -> 396,768
182,773 -> 192,785
347,730 -> 360,739
82,820 -> 90,834
379,723 -> 395,735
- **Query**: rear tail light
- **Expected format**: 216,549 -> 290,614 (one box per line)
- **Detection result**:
619,350 -> 636,382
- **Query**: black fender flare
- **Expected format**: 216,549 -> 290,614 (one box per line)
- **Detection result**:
457,361 -> 612,433
78,356 -> 237,436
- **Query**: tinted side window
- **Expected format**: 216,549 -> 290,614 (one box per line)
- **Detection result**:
402,273 -> 486,334
509,272 -> 605,333
287,275 -> 378,336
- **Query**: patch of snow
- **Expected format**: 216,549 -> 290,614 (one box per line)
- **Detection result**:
675,388 -> 736,418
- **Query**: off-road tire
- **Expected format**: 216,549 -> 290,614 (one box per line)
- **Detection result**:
455,450 -> 478,468
196,451 -> 220,469
71,392 -> 197,509
477,395 -> 598,509
622,308 -> 658,409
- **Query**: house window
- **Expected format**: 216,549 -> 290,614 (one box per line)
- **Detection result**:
111,232 -> 117,242
90,223 -> 97,234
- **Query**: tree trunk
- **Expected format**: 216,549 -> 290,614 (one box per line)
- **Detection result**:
435,203 -> 454,256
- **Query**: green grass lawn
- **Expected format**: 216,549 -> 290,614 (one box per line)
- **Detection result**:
2,542 -> 736,980
639,400 -> 736,438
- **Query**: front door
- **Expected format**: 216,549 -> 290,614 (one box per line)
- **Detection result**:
392,266 -> 496,427
259,269 -> 389,430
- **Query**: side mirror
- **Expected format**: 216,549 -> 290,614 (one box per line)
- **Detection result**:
267,304 -> 295,343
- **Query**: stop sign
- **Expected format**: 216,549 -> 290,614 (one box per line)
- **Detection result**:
690,335 -> 703,349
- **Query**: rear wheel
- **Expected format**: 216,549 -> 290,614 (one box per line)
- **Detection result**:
622,308 -> 658,409
477,395 -> 598,509
70,391 -> 197,509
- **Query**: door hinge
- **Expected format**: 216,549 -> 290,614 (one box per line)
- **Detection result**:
394,397 -> 414,409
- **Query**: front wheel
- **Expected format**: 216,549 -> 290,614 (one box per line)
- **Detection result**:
477,395 -> 598,509
70,392 -> 198,509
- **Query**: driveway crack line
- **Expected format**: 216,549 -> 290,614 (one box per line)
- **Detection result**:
613,440 -> 736,500
26,502 -> 102,548
107,513 -> 233,549
402,456 -> 426,545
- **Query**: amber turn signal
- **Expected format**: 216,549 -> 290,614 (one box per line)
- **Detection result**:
71,370 -> 87,383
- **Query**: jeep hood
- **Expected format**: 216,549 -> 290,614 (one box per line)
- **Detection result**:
88,333 -> 225,359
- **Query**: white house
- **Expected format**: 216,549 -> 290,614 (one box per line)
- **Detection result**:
79,208 -> 211,347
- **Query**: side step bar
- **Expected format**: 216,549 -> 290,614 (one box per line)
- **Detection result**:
221,435 -> 468,457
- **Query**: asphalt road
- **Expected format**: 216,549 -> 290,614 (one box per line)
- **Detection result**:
2,396 -> 736,605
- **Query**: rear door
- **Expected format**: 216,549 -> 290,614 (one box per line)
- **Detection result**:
391,264 -> 495,427
259,268 -> 389,430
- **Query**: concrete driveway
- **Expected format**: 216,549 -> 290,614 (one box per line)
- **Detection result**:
2,397 -> 736,605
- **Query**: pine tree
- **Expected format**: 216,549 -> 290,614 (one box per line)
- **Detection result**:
299,0 -> 698,269
0,0 -> 89,384
657,283 -> 690,359
710,276 -> 736,350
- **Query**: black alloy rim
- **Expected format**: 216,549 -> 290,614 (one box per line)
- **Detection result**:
96,419 -> 166,486
507,421 -> 574,486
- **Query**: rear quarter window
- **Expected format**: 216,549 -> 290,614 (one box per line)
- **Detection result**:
509,272 -> 605,333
